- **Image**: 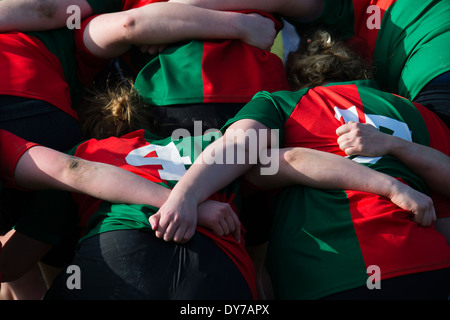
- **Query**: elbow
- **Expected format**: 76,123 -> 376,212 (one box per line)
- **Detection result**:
120,13 -> 137,30
118,13 -> 139,43
62,156 -> 90,188
282,148 -> 304,167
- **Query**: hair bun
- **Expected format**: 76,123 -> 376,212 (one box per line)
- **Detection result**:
111,96 -> 129,121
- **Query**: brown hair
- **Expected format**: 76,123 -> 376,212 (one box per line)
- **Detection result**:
286,30 -> 373,90
78,79 -> 156,140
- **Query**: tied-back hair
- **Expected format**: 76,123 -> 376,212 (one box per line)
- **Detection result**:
286,30 -> 373,90
78,79 -> 156,140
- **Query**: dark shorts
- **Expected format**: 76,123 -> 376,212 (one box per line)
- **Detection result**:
322,268 -> 450,300
150,103 -> 245,137
414,72 -> 450,128
44,229 -> 252,300
0,95 -> 83,151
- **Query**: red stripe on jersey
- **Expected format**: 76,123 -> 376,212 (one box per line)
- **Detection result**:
348,0 -> 396,62
0,32 -> 75,118
202,41 -> 289,103
202,11 -> 289,103
0,130 -> 39,189
413,102 -> 450,218
284,84 -> 364,153
346,187 -> 450,280
73,130 -> 168,234
74,130 -> 165,185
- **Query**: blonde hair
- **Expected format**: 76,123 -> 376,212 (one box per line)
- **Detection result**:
286,30 -> 373,90
78,79 -> 156,140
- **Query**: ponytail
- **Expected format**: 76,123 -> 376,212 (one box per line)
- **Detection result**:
286,30 -> 373,90
78,79 -> 156,140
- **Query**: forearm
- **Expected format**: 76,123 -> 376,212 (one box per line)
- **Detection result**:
170,138 -> 253,205
170,119 -> 272,204
84,2 -> 268,58
0,0 -> 93,32
386,137 -> 450,197
63,160 -> 171,207
14,146 -> 170,207
169,0 -> 324,20
246,147 -> 404,199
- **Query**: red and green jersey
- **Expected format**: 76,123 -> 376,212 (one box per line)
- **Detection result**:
293,0 -> 450,100
225,79 -> 450,299
76,2 -> 290,103
63,129 -> 256,299
0,129 -> 39,190
0,0 -> 143,118
133,11 -> 290,105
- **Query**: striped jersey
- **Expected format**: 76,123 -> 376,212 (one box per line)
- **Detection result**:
225,79 -> 450,299
291,0 -> 450,100
68,129 -> 258,299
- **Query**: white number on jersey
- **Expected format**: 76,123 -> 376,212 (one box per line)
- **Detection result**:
125,142 -> 192,181
334,105 -> 412,164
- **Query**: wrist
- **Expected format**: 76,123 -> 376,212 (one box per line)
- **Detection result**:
384,176 -> 405,201
385,135 -> 407,157
170,183 -> 202,205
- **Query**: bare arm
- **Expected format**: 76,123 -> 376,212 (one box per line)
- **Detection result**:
14,145 -> 240,238
153,119 -> 438,243
245,147 -> 436,227
168,0 -> 324,21
150,119 -> 270,242
14,145 -> 170,207
336,121 -> 450,198
0,0 -> 93,32
83,2 -> 276,59
1,145 -> 240,282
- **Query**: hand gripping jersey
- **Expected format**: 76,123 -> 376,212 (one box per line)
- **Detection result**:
0,129 -> 39,190
224,79 -> 450,299
66,129 -> 257,299
291,0 -> 450,101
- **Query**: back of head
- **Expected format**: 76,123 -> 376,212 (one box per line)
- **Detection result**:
286,30 -> 373,90
78,79 -> 156,140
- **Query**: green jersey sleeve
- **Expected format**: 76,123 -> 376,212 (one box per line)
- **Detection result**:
224,91 -> 285,128
222,89 -> 309,143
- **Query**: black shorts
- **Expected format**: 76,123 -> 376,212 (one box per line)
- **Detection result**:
322,268 -> 450,300
0,95 -> 83,151
150,103 -> 245,137
44,229 -> 252,300
414,72 -> 450,128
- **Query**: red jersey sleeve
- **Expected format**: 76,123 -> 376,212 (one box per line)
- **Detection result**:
414,102 -> 450,218
0,130 -> 40,189
75,14 -> 111,87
